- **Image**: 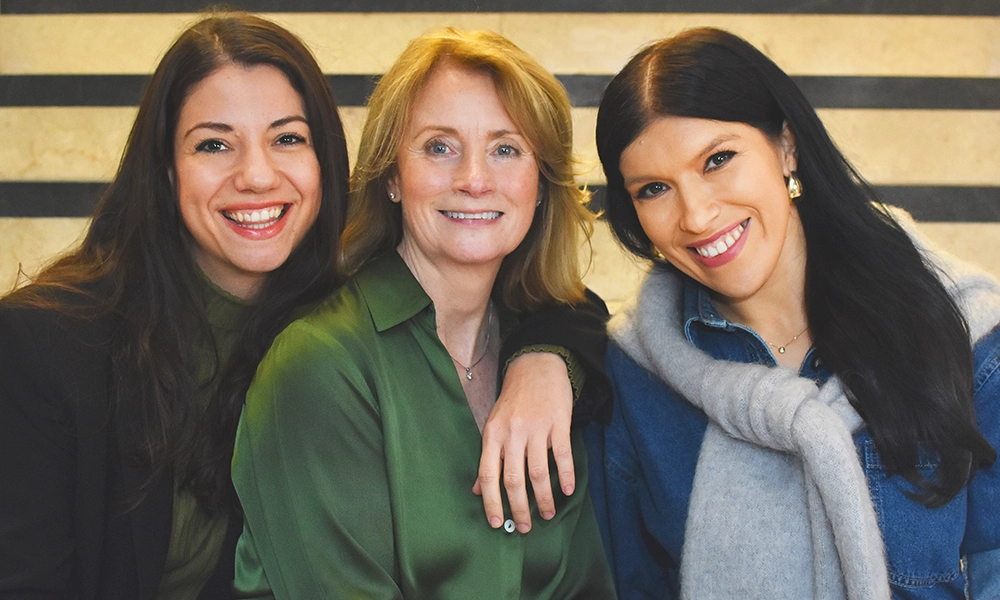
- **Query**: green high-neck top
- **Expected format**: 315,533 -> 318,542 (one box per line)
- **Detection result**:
231,252 -> 616,599
156,273 -> 252,600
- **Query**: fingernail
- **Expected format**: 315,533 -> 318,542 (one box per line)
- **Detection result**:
563,484 -> 575,495
517,523 -> 531,533
541,511 -> 555,520
489,517 -> 502,528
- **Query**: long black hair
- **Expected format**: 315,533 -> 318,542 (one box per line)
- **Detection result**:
596,27 -> 994,506
6,12 -> 349,513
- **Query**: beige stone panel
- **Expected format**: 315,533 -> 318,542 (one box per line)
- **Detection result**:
572,109 -> 602,184
270,13 -> 506,75
338,106 -> 367,170
818,109 -> 1000,186
0,218 -> 89,295
917,222 -> 1000,282
3,14 -> 998,77
0,107 -> 134,181
502,14 -> 1000,76
581,221 -> 648,315
0,14 -> 196,74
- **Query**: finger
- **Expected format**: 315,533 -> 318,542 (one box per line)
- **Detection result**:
551,428 -> 576,497
503,441 -> 531,533
527,434 -> 555,520
476,429 -> 505,529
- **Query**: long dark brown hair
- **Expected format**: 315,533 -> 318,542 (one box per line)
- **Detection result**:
5,12 -> 349,513
597,27 -> 994,506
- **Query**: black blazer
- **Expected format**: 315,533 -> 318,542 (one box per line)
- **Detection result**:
0,300 -> 239,599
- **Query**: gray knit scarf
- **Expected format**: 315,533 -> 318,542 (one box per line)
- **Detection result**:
609,211 -> 1000,599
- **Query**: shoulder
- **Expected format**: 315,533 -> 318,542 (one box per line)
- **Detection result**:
974,325 -> 1000,396
267,278 -> 376,367
248,278 -> 382,415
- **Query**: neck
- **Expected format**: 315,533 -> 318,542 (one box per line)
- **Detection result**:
712,215 -> 810,366
395,244 -> 497,364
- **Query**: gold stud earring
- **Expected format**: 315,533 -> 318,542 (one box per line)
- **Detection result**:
786,172 -> 802,200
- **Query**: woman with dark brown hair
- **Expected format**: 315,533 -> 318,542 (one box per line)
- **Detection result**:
589,27 -> 1000,599
0,13 -> 612,598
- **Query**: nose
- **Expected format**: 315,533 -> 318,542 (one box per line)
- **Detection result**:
234,144 -> 280,192
676,183 -> 720,235
453,151 -> 494,197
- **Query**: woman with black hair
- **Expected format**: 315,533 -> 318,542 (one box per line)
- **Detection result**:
0,13 -> 609,599
587,27 -> 1000,598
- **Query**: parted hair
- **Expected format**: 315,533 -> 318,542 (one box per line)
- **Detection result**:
5,12 -> 349,513
596,27 -> 995,507
340,28 -> 592,312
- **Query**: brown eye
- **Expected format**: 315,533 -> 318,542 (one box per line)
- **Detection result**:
195,139 -> 227,153
706,151 -> 736,170
636,182 -> 669,200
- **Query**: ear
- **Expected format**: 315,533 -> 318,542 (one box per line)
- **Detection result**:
779,121 -> 798,175
386,176 -> 401,203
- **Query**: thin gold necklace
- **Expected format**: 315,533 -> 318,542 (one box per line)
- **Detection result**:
764,325 -> 809,355
447,304 -> 494,380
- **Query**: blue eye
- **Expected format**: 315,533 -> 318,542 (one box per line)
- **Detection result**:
706,150 -> 736,170
195,139 -> 227,153
495,144 -> 519,157
427,141 -> 450,155
635,182 -> 669,200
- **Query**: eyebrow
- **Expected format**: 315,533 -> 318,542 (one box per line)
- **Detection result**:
697,133 -> 739,157
414,126 -> 523,140
181,115 -> 309,139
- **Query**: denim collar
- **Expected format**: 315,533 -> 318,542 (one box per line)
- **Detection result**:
682,278 -> 738,344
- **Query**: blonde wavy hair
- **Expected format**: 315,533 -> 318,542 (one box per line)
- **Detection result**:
340,27 -> 593,312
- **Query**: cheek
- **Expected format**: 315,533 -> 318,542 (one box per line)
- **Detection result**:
173,162 -> 219,217
634,201 -> 678,249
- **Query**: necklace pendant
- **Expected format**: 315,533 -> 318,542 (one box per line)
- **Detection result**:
465,368 -> 473,380
778,346 -> 786,354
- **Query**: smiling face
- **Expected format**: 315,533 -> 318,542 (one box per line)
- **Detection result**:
620,115 -> 806,309
390,62 -> 539,278
173,63 -> 321,299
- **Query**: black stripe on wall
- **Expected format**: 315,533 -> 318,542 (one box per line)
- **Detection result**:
0,75 -> 381,109
5,75 -> 1000,110
4,0 -> 998,14
0,182 -> 108,218
4,182 -> 999,222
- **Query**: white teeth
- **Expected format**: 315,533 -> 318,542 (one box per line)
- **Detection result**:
442,211 -> 502,220
695,222 -> 745,258
223,206 -> 285,228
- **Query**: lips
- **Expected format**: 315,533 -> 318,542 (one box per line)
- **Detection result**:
222,204 -> 289,230
440,210 -> 502,220
692,219 -> 748,258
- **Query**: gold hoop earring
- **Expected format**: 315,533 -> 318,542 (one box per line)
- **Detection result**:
787,172 -> 802,200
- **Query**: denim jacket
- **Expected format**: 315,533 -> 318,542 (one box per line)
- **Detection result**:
586,281 -> 1000,599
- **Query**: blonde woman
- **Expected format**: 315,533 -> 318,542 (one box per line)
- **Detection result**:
231,29 -> 615,598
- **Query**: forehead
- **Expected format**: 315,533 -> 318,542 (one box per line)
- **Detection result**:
407,62 -> 515,127
621,116 -> 774,170
178,63 -> 305,124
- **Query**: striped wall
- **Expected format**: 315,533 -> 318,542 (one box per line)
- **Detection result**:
1,2 -> 998,308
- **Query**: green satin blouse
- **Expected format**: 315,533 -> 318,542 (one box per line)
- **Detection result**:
231,251 -> 615,599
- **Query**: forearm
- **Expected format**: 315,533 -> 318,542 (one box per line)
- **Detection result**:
499,289 -> 612,425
